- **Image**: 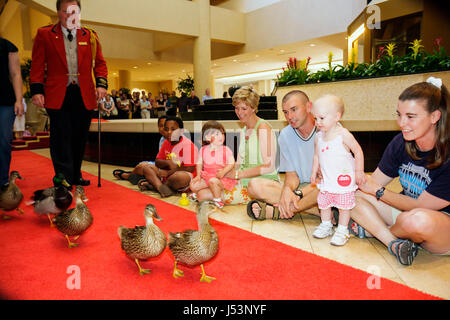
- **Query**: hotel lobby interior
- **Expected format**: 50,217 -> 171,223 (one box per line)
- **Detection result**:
1,0 -> 449,301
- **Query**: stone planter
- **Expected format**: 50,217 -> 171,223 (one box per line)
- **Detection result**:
274,70 -> 450,124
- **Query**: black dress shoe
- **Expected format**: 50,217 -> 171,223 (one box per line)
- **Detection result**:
73,178 -> 90,186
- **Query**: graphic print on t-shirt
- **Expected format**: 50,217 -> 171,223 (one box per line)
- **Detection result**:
398,162 -> 432,199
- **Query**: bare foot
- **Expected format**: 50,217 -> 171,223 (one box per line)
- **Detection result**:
158,184 -> 174,197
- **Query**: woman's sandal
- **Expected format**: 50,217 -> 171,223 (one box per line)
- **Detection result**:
388,239 -> 419,266
246,200 -> 280,220
113,169 -> 131,180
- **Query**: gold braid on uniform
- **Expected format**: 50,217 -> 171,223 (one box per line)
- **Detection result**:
82,26 -> 108,90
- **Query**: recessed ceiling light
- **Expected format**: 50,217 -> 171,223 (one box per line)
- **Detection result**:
280,49 -> 285,53
213,63 -> 217,66
233,59 -> 237,62
310,43 -> 316,47
133,66 -> 138,69
147,62 -> 152,65
255,54 -> 259,58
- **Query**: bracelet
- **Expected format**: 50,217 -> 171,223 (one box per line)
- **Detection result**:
235,170 -> 239,180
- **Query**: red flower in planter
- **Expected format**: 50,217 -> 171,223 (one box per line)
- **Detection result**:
377,46 -> 385,60
434,37 -> 443,50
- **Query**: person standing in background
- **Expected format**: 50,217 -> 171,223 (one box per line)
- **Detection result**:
202,88 -> 213,104
13,98 -> 28,139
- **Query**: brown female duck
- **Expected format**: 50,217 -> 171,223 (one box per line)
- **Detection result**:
118,204 -> 167,275
168,201 -> 218,283
53,186 -> 92,248
0,171 -> 24,220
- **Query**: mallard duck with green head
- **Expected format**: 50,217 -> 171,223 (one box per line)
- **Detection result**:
53,186 -> 92,248
0,171 -> 24,220
168,201 -> 219,283
118,204 -> 167,275
30,186 -> 73,227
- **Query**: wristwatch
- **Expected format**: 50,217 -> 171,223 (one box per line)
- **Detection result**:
294,189 -> 304,199
375,187 -> 385,200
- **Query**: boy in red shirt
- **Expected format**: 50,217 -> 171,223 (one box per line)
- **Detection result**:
138,116 -> 198,197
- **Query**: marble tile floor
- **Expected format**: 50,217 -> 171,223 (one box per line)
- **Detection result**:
30,149 -> 450,299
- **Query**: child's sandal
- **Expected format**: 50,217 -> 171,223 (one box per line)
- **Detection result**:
213,199 -> 224,209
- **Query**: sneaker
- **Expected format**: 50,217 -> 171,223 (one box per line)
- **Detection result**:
312,222 -> 334,239
330,228 -> 350,246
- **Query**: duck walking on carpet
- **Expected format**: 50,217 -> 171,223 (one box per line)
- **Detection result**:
118,204 -> 167,275
168,201 -> 219,283
0,171 -> 24,220
53,186 -> 93,248
30,186 -> 72,227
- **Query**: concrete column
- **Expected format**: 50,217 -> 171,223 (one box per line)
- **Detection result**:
20,5 -> 33,51
193,0 -> 211,101
118,70 -> 131,89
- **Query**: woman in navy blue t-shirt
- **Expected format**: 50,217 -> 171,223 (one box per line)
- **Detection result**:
351,78 -> 450,266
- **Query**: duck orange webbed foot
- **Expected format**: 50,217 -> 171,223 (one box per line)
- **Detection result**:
135,259 -> 151,276
65,235 -> 79,248
172,261 -> 184,279
199,264 -> 215,283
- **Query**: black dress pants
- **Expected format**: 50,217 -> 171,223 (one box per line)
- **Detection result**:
46,84 -> 92,185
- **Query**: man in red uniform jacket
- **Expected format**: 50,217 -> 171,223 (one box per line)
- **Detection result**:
31,0 -> 107,187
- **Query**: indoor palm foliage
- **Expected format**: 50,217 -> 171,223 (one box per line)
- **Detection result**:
21,58 -> 32,99
177,74 -> 195,95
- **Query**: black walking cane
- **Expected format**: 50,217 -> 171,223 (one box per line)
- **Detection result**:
97,108 -> 102,187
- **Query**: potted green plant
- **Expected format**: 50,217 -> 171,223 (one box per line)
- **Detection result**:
176,74 -> 194,95
21,58 -> 32,99
276,57 -> 311,86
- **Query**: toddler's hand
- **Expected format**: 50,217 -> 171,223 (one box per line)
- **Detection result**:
310,174 -> 316,186
310,169 -> 321,186
355,171 -> 366,186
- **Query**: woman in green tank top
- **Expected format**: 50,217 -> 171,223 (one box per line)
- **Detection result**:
223,86 -> 279,205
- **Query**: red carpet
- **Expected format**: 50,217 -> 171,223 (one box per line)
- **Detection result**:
0,150 -> 438,300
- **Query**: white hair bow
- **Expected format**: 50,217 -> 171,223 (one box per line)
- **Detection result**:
426,76 -> 442,89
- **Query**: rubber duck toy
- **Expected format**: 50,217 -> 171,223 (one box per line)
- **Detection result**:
179,193 -> 190,206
